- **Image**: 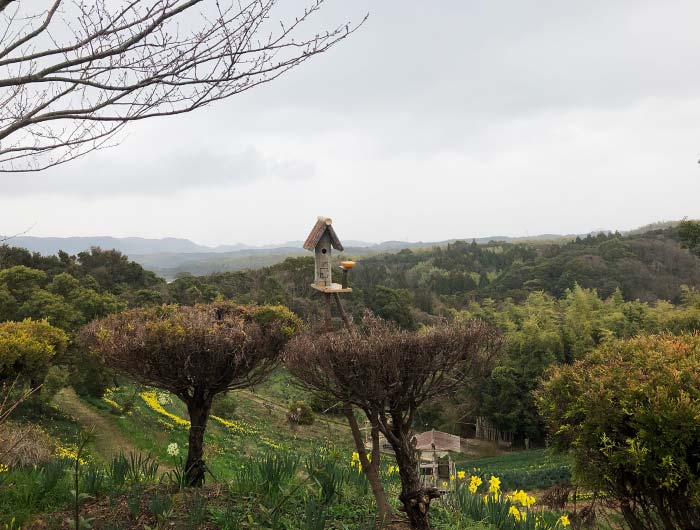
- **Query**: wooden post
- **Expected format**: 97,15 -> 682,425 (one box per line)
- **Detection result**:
431,441 -> 439,486
324,293 -> 333,331
333,292 -> 353,329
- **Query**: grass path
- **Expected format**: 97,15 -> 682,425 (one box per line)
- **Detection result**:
240,389 -> 348,427
52,388 -> 136,460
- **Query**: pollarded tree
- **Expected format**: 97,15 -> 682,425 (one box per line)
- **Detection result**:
80,302 -> 301,486
0,318 -> 68,387
284,313 -> 501,530
0,0 -> 365,172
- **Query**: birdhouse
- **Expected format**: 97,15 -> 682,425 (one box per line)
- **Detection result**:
303,216 -> 349,292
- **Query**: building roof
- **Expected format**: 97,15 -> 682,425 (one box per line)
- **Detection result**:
303,216 -> 344,251
413,430 -> 462,452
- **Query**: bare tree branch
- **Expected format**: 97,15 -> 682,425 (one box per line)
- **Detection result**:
0,0 -> 366,172
0,1 -> 16,16
0,222 -> 35,243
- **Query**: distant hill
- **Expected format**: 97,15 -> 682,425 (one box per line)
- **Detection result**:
132,247 -> 308,279
7,236 -> 211,256
5,221 -> 688,279
164,226 -> 700,326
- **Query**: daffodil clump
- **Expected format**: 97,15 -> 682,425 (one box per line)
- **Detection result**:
211,414 -> 255,435
210,415 -> 281,449
140,390 -> 282,450
102,396 -> 120,410
140,391 -> 190,427
102,387 -> 130,414
451,472 -> 572,529
349,451 -> 364,472
54,445 -> 87,465
167,442 -> 180,457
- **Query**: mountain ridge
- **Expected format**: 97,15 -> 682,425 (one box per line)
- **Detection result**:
3,220 -> 684,280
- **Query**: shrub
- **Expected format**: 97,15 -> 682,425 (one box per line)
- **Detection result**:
536,333 -> 700,530
287,400 -> 314,425
0,422 -> 53,467
211,392 -> 237,418
0,319 -> 68,385
305,391 -> 340,414
68,348 -> 113,398
40,366 -> 69,403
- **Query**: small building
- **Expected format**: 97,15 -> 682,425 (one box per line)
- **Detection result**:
303,216 -> 346,290
415,430 -> 459,493
362,427 -> 461,493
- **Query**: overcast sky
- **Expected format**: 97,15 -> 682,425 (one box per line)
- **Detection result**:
3,0 -> 700,246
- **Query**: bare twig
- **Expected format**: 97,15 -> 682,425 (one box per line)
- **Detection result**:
0,1 -> 366,172
0,222 -> 35,243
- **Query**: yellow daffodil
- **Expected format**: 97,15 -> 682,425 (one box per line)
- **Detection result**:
509,505 -> 521,521
468,475 -> 482,494
559,515 -> 571,527
457,470 -> 466,480
488,475 -> 501,495
141,391 -> 190,427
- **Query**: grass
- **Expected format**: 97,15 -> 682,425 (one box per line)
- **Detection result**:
81,380 -> 354,481
2,381 -> 573,529
0,439 -> 500,530
455,449 -> 571,491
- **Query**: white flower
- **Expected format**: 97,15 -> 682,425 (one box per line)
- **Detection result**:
157,392 -> 172,405
167,443 -> 179,457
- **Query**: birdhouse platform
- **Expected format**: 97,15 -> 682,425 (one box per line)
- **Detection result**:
311,283 -> 352,293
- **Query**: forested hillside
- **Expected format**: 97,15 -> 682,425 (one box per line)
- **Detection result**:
167,226 -> 700,325
2,222 -> 700,445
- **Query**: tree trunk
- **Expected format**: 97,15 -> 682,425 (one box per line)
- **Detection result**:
344,405 -> 393,526
391,429 -> 440,530
0,1 -> 16,15
185,394 -> 212,487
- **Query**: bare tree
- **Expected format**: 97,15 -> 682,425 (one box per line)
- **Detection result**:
284,313 -> 502,530
0,0 -> 364,172
80,302 -> 301,486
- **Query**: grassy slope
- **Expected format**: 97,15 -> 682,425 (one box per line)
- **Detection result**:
80,380 -> 352,479
4,372 -> 568,529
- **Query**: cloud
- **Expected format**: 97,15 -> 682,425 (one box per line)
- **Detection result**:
3,144 -> 315,196
2,0 -> 700,244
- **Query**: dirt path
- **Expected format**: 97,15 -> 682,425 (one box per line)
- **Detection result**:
53,388 -> 135,460
239,389 -> 349,429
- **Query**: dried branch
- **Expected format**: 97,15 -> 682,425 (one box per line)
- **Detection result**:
0,0 -> 365,172
0,222 -> 35,243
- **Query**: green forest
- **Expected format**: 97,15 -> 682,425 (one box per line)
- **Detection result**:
2,220 -> 700,530
3,223 -> 700,443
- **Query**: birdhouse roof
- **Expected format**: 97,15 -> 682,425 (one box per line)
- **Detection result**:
303,216 -> 344,251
